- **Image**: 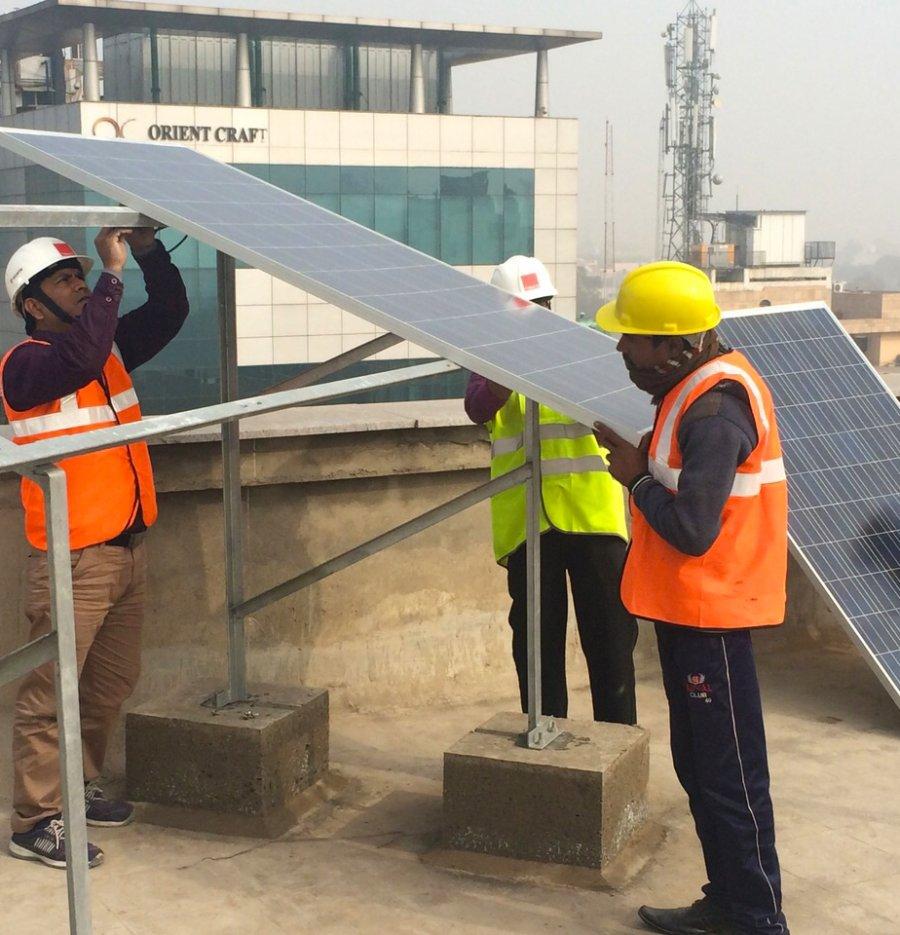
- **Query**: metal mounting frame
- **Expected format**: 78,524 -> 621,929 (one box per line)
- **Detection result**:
0,206 -> 556,932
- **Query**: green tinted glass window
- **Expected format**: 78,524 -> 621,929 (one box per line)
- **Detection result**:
306,165 -> 340,194
340,194 -> 375,228
440,196 -> 472,265
375,167 -> 408,195
408,167 -> 440,196
408,195 -> 440,257
374,194 -> 407,242
340,166 -> 374,195
269,165 -> 306,196
503,194 -> 534,258
472,195 -> 504,265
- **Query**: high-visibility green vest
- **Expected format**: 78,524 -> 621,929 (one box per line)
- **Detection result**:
487,393 -> 629,563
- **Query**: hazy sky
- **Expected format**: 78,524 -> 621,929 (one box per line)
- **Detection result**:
2,0 -> 898,260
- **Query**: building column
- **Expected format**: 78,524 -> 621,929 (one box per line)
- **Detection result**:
235,32 -> 251,107
82,22 -> 100,102
534,48 -> 549,118
437,52 -> 453,114
409,42 -> 425,114
0,50 -> 15,116
49,49 -> 67,105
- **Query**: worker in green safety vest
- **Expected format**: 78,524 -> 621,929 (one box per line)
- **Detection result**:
465,256 -> 637,725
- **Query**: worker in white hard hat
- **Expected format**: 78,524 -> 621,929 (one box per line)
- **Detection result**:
465,255 -> 638,725
1,228 -> 189,870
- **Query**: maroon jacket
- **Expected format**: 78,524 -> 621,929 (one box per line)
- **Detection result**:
2,240 -> 189,411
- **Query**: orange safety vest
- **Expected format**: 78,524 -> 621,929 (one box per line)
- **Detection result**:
0,341 -> 158,551
621,351 -> 788,629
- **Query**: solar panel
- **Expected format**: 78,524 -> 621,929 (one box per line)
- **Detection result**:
0,129 -> 652,439
720,304 -> 900,707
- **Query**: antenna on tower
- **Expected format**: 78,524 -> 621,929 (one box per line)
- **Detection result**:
658,2 -> 721,262
602,120 -> 616,302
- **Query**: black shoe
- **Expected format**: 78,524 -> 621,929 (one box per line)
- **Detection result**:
85,780 -> 134,827
638,897 -> 729,935
8,815 -> 104,869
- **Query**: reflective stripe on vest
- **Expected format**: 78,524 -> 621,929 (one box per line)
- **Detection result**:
487,393 -> 628,563
0,342 -> 158,551
620,351 -> 788,629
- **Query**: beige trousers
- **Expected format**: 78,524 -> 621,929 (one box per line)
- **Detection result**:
11,541 -> 146,834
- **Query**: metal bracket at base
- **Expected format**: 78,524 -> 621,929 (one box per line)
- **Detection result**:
523,716 -> 560,750
201,687 -> 250,710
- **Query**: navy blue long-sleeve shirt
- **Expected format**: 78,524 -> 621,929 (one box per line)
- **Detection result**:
2,240 -> 189,412
632,381 -> 759,557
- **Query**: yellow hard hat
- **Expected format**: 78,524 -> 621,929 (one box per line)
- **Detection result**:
595,261 -> 720,335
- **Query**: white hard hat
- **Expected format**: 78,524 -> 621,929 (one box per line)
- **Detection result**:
490,255 -> 557,302
5,237 -> 93,311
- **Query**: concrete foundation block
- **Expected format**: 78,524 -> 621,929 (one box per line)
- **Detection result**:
442,712 -> 648,869
125,683 -> 328,837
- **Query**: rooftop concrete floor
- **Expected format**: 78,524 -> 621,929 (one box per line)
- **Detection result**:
2,642 -> 898,935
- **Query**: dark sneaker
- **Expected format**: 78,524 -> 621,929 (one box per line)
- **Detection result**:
9,815 -> 104,869
638,897 -> 730,935
84,781 -> 134,827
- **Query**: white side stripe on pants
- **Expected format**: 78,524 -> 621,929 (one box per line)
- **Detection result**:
720,636 -> 783,934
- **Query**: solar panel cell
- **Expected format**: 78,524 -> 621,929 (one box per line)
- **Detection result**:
720,304 -> 900,706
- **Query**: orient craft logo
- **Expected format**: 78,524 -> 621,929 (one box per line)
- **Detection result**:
91,117 -> 135,139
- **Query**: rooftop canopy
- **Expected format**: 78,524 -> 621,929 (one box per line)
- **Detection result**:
0,0 -> 602,66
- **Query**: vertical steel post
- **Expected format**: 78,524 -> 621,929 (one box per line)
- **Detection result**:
149,28 -> 161,104
409,43 -> 425,114
235,33 -> 251,108
523,399 -> 559,749
34,466 -> 93,934
1,49 -> 15,116
215,252 -> 247,705
81,23 -> 100,103
534,48 -> 549,118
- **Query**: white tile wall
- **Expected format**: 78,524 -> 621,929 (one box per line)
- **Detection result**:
556,168 -> 578,196
374,114 -> 408,152
339,112 -> 374,150
557,120 -> 579,154
273,335 -> 308,364
440,115 -> 472,153
556,195 -> 578,229
503,118 -> 535,153
307,304 -> 343,335
341,310 -> 376,334
534,228 -> 558,264
472,116 -> 503,153
236,304 -> 273,338
272,279 -> 309,305
235,269 -> 273,305
534,168 -> 557,195
268,109 -> 304,149
408,114 -> 440,150
307,334 -> 343,362
272,305 -> 308,337
534,194 -> 557,230
237,337 -> 274,366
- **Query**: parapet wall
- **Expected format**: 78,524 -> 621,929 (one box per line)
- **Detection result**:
0,401 -> 857,722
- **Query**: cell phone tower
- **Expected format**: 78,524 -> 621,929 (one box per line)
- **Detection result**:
657,2 -> 723,262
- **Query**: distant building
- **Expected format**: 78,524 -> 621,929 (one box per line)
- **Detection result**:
832,290 -> 900,368
0,0 -> 595,412
696,210 -> 833,310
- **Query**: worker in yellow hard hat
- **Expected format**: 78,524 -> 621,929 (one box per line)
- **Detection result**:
593,262 -> 790,935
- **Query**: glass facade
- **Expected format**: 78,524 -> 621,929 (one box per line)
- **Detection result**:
103,32 -> 440,113
0,163 -> 533,413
